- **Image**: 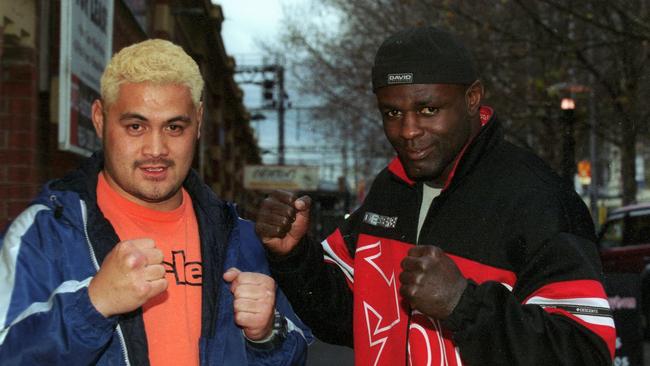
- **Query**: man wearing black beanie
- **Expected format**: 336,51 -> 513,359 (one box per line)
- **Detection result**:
256,26 -> 615,365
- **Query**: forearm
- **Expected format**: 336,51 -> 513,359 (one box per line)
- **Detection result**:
444,281 -> 612,365
0,286 -> 116,365
268,236 -> 354,346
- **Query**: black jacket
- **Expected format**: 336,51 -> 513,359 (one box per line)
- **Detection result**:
270,109 -> 614,365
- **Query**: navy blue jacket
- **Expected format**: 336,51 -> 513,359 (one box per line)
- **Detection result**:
0,154 -> 313,365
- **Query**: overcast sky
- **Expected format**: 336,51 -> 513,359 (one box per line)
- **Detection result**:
212,1 -> 345,177
217,0 -> 287,60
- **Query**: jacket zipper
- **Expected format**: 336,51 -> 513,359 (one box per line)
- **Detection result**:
80,200 -> 131,366
405,185 -> 430,364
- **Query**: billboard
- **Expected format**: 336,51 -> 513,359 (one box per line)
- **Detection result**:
58,0 -> 114,156
244,165 -> 319,191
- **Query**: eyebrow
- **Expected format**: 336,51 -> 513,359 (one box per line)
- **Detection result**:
377,102 -> 397,110
378,96 -> 437,110
119,113 -> 192,124
167,115 -> 192,124
119,112 -> 147,121
414,98 -> 437,107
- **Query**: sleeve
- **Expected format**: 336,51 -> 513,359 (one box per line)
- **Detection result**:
243,288 -> 313,366
442,193 -> 616,365
0,205 -> 117,365
268,211 -> 361,348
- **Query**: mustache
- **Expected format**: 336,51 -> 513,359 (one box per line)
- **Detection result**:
133,159 -> 175,168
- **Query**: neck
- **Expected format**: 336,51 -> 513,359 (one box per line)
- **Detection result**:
101,171 -> 184,212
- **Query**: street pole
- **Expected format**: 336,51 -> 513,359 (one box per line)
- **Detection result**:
232,63 -> 286,165
277,65 -> 285,166
588,87 -> 599,225
561,98 -> 576,188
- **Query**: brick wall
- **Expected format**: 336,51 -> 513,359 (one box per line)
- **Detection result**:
0,35 -> 40,229
0,1 -> 262,230
39,2 -> 83,186
0,1 -> 148,231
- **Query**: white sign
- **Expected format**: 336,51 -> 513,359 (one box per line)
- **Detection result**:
244,165 -> 320,191
58,0 -> 114,156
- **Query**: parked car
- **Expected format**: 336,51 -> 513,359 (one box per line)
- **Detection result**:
598,203 -> 650,272
597,202 -> 650,336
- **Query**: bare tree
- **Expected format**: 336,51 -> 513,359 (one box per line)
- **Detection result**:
274,0 -> 649,204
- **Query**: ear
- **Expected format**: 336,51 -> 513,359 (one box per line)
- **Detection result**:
196,102 -> 204,140
91,100 -> 105,139
465,80 -> 484,116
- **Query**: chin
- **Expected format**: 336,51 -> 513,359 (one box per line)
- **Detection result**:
405,168 -> 429,181
134,184 -> 174,201
404,165 -> 442,182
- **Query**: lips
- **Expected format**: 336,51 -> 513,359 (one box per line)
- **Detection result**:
136,160 -> 173,180
135,159 -> 174,170
139,165 -> 168,179
404,145 -> 433,161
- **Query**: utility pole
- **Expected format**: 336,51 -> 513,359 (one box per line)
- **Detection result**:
234,63 -> 287,165
586,14 -> 599,225
588,78 -> 599,224
277,65 -> 285,165
561,98 -> 576,188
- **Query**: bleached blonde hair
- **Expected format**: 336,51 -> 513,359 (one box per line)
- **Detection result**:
100,39 -> 204,107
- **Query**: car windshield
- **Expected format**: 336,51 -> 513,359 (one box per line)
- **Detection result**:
600,211 -> 650,248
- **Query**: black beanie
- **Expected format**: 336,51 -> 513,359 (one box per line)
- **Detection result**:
371,26 -> 478,92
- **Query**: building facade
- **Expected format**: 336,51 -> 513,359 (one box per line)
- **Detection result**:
0,0 -> 261,229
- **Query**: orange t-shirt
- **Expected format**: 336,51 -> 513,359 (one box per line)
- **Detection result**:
97,173 -> 202,366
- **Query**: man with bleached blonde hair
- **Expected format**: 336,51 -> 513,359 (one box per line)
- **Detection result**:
0,39 -> 312,365
100,39 -> 204,107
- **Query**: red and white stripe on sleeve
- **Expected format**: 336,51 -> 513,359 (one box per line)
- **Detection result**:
524,279 -> 616,357
321,228 -> 355,288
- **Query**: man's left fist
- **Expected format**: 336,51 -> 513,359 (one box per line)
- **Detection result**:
399,246 -> 467,319
223,268 -> 276,340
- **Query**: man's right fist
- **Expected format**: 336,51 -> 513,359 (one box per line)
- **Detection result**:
88,238 -> 167,317
255,190 -> 311,256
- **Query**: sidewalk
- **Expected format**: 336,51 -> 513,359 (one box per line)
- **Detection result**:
309,340 -> 650,365
307,340 -> 353,366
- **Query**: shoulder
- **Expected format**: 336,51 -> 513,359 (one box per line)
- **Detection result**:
235,216 -> 264,256
236,217 -> 259,246
2,203 -> 54,250
1,188 -> 90,282
231,215 -> 270,272
482,141 -> 594,236
466,139 -> 591,216
185,175 -> 234,229
364,164 -> 414,202
4,184 -> 85,243
477,140 -> 568,198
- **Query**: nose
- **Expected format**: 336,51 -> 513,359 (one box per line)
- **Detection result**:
400,112 -> 423,140
143,130 -> 169,157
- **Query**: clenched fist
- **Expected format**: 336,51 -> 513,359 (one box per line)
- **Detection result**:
255,190 -> 312,256
223,268 -> 277,341
399,246 -> 467,319
88,238 -> 168,318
